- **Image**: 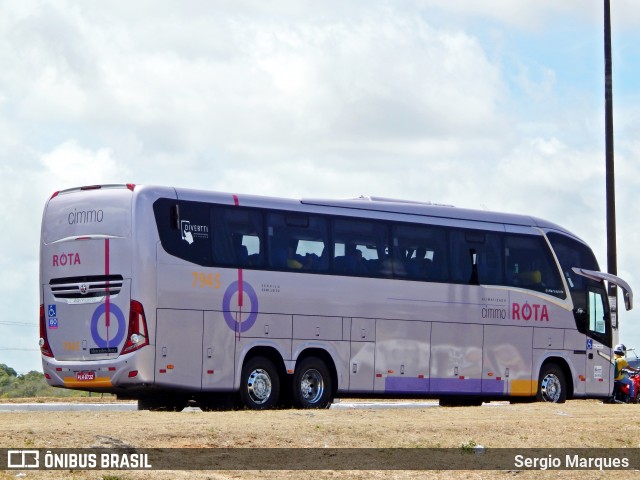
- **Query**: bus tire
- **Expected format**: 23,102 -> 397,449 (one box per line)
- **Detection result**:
240,356 -> 280,410
536,364 -> 567,403
292,357 -> 333,409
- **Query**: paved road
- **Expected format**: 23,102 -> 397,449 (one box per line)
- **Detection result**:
0,402 -> 138,412
0,401 -> 445,412
0,400 -> 513,412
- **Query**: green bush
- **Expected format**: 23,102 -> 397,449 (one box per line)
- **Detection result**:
0,363 -> 91,398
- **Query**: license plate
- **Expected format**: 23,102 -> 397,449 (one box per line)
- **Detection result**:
76,371 -> 95,381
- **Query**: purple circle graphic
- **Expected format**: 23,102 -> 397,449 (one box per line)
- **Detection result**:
222,280 -> 259,333
91,303 -> 126,348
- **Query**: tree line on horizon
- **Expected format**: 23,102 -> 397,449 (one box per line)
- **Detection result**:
0,363 -> 90,398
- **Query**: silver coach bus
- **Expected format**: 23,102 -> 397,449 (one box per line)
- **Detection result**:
39,184 -> 633,410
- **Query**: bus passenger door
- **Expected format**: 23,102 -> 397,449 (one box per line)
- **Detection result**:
584,288 -> 612,396
155,309 -> 203,390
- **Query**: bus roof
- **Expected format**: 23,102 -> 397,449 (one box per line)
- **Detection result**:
169,185 -> 579,240
304,196 -> 588,243
306,195 -> 575,230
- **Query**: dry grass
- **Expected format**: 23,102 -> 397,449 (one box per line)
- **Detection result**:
0,400 -> 637,480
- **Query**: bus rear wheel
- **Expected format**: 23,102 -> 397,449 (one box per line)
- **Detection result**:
240,356 -> 280,410
293,357 -> 333,408
537,364 -> 567,403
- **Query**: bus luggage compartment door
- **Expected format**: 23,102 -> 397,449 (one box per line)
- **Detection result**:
202,311 -> 237,391
155,309 -> 203,390
374,320 -> 431,394
430,322 -> 483,395
483,325 -> 533,396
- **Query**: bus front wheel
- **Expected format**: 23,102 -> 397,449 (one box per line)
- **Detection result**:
293,357 -> 333,408
536,364 -> 567,403
240,356 -> 280,410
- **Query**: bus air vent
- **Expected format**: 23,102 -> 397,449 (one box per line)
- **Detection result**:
50,275 -> 124,301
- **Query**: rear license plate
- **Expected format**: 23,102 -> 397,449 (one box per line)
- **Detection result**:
76,371 -> 95,381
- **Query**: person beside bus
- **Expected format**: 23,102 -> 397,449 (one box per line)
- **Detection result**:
613,344 -> 640,399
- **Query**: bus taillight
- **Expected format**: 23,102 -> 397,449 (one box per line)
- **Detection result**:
121,300 -> 149,355
39,304 -> 54,358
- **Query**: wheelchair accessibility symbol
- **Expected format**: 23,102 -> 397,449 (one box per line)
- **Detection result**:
91,303 -> 126,348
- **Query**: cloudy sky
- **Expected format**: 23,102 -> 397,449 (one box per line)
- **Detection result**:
1,0 -> 639,373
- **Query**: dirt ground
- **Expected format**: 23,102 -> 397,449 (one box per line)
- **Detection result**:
0,399 -> 638,480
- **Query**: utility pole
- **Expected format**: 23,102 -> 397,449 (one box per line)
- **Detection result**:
604,0 -> 618,330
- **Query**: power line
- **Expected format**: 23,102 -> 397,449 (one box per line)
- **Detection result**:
0,348 -> 39,351
0,321 -> 38,327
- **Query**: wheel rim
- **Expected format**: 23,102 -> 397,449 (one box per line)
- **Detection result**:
300,368 -> 324,404
540,373 -> 562,402
246,368 -> 272,405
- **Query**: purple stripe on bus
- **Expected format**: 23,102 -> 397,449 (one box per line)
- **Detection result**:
384,377 -> 506,395
384,377 -> 429,393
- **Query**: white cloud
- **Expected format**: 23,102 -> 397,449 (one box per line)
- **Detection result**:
40,140 -> 126,188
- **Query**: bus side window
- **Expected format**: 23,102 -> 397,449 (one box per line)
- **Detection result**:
267,213 -> 328,272
450,230 -> 502,285
154,199 -> 213,267
332,219 -> 389,277
392,224 -> 448,282
504,235 -> 565,298
546,232 -> 597,303
211,207 -> 264,267
588,290 -> 607,335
